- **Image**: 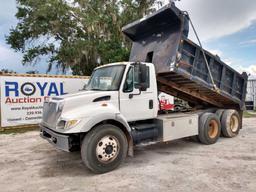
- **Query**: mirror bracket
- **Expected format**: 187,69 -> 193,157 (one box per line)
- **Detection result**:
129,89 -> 141,99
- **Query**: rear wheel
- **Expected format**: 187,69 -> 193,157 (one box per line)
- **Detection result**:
198,113 -> 221,145
221,110 -> 241,138
81,124 -> 128,174
215,109 -> 224,120
215,109 -> 224,136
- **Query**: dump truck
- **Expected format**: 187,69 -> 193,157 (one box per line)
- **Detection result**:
40,3 -> 248,173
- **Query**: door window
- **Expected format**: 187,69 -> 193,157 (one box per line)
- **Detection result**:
134,65 -> 150,89
123,67 -> 134,93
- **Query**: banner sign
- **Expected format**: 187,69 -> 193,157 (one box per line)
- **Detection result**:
0,76 -> 88,127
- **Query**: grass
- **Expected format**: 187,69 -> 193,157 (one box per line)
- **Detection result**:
243,111 -> 256,118
0,126 -> 39,134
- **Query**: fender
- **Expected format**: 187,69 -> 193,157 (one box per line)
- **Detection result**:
80,112 -> 131,133
63,103 -> 131,134
61,103 -> 134,156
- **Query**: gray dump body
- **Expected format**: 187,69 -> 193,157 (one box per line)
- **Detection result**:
122,3 -> 248,110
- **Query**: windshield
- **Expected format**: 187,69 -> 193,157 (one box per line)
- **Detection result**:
85,65 -> 125,91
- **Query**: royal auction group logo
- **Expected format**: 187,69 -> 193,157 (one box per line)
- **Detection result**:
4,81 -> 67,104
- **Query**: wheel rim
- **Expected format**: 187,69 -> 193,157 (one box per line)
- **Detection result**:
230,115 -> 239,133
96,135 -> 119,163
208,120 -> 218,139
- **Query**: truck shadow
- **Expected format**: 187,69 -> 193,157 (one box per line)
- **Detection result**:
125,138 -> 199,164
39,138 -> 198,177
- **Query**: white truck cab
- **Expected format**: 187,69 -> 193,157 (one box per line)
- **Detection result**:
41,62 -> 158,134
40,62 -> 164,173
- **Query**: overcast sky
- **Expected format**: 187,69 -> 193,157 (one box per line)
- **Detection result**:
0,0 -> 256,77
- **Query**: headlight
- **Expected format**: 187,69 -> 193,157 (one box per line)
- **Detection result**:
57,119 -> 80,129
65,120 -> 80,129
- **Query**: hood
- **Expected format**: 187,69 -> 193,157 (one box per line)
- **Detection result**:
51,90 -> 119,116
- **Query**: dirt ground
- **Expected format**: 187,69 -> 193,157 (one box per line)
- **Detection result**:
0,118 -> 256,192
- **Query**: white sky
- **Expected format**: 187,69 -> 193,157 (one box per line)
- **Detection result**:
0,0 -> 256,77
162,0 -> 256,41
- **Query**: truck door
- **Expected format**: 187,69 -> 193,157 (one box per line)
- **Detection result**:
119,64 -> 156,122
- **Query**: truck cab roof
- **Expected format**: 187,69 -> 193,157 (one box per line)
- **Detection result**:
95,62 -> 153,70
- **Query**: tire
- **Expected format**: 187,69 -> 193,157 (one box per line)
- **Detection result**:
81,124 -> 128,174
215,109 -> 224,120
215,109 -> 224,137
221,110 -> 241,138
198,113 -> 221,145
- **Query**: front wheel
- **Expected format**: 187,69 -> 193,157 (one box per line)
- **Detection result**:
81,124 -> 128,174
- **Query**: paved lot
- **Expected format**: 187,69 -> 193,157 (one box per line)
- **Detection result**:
0,117 -> 256,192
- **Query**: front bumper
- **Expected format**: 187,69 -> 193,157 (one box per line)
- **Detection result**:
40,125 -> 78,152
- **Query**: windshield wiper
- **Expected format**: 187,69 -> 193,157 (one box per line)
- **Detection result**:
89,88 -> 102,91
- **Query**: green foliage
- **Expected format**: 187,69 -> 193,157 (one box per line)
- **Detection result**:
6,0 -> 158,75
0,69 -> 16,74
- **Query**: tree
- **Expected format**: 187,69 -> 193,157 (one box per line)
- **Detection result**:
26,70 -> 39,74
6,0 -> 158,75
0,69 -> 16,74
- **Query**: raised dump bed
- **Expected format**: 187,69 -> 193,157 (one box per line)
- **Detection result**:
122,3 -> 248,110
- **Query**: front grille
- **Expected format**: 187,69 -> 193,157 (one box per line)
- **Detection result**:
42,101 -> 62,128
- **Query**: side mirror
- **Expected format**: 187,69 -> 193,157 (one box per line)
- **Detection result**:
139,64 -> 148,84
129,63 -> 149,99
